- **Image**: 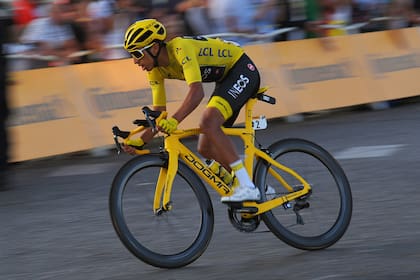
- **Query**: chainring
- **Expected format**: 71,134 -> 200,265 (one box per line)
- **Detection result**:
227,208 -> 261,233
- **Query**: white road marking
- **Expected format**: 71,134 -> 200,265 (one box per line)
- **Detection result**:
334,144 -> 405,159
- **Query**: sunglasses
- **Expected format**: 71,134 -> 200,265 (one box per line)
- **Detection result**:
129,44 -> 154,59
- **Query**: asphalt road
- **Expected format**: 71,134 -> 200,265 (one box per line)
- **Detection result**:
1,99 -> 420,280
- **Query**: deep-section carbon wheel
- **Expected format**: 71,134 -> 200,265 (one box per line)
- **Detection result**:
109,154 -> 214,268
254,138 -> 352,250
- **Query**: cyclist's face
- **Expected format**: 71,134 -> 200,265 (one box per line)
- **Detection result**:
132,45 -> 155,71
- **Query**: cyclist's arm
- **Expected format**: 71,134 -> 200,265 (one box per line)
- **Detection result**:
171,41 -> 205,123
172,82 -> 204,123
122,71 -> 166,154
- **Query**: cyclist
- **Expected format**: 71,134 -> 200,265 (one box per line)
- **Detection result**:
122,19 -> 261,202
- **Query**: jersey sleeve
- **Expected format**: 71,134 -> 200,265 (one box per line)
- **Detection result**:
147,69 -> 166,107
173,40 -> 202,85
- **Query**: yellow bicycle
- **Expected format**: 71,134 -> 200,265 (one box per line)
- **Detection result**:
109,88 -> 352,268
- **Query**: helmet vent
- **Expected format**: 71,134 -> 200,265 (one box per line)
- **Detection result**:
137,30 -> 153,43
157,27 -> 164,35
130,28 -> 144,41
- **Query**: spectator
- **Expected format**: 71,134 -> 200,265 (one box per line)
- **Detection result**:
253,0 -> 278,35
207,0 -> 257,46
99,0 -> 139,60
386,0 -> 413,29
149,0 -> 185,40
356,0 -> 389,32
305,0 -> 321,38
306,0 -> 351,38
351,0 -> 370,24
255,0 -> 309,41
12,0 -> 38,39
411,0 -> 420,26
70,0 -> 102,63
86,0 -> 117,60
19,0 -> 80,68
175,0 -> 213,36
12,0 -> 51,35
132,0 -> 153,19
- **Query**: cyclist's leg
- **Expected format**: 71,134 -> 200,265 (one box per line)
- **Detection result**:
198,54 -> 261,201
198,108 -> 260,202
198,108 -> 240,168
198,53 -> 260,160
198,54 -> 257,165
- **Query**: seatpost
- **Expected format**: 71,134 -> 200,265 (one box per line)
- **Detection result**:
245,97 -> 258,131
242,97 -> 258,176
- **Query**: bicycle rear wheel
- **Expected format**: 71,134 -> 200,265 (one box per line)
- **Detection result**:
254,138 -> 352,250
109,154 -> 214,268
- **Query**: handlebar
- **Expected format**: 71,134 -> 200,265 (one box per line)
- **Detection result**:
112,91 -> 275,154
112,106 -> 167,154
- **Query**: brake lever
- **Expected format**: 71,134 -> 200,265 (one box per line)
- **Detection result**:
142,107 -> 158,133
113,132 -> 122,155
112,126 -> 129,155
146,113 -> 157,133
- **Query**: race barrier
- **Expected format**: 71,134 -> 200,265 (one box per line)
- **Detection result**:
7,27 -> 420,162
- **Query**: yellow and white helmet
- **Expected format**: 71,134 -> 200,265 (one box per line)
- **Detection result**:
124,19 -> 166,52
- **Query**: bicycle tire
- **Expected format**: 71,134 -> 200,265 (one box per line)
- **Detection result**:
254,138 -> 352,250
109,154 -> 214,268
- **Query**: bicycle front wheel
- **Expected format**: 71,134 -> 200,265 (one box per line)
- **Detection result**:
109,154 -> 214,268
254,138 -> 352,250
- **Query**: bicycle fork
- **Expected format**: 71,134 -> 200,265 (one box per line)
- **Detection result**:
153,150 -> 179,215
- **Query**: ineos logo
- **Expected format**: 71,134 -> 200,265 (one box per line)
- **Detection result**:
228,74 -> 250,99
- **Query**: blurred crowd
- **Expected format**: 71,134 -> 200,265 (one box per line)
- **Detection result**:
2,0 -> 420,70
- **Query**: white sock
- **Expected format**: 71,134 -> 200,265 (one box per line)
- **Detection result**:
230,160 -> 255,189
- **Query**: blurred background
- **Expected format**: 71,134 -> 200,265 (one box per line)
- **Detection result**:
2,0 -> 420,172
2,1 -> 420,279
2,0 -> 420,70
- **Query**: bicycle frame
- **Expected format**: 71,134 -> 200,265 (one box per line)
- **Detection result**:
153,90 -> 312,217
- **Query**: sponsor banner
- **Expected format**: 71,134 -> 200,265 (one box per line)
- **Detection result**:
8,60 -> 213,161
268,35 -> 373,113
351,28 -> 420,101
8,28 -> 420,161
8,68 -> 94,162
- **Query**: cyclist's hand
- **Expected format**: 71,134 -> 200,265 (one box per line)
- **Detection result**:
121,144 -> 136,155
122,138 -> 144,155
158,117 -> 178,134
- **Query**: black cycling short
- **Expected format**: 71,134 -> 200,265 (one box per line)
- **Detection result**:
207,53 -> 261,127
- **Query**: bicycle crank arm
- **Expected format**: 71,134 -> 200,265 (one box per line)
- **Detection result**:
225,202 -> 259,214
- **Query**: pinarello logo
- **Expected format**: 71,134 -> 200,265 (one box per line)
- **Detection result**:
247,63 -> 255,71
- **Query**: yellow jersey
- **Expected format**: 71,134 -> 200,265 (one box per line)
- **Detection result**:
147,36 -> 244,106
